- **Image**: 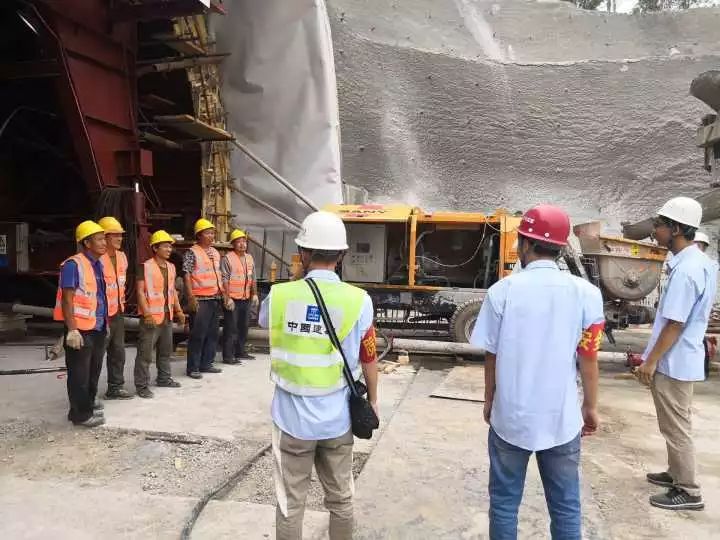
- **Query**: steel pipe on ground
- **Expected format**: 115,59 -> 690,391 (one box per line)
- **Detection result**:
247,328 -> 628,363
2,304 -> 630,362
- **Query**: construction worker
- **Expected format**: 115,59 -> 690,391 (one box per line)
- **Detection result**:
97,216 -> 132,400
183,218 -> 223,378
134,231 -> 186,398
471,204 -> 605,540
53,221 -> 110,428
637,197 -> 717,511
221,229 -> 259,364
694,230 -> 710,253
259,211 -> 379,540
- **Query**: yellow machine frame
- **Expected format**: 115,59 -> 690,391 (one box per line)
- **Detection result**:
324,203 -> 522,291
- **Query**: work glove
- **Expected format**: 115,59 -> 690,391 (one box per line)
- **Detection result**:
66,329 -> 84,350
142,314 -> 157,328
251,294 -> 259,307
224,298 -> 235,311
187,295 -> 199,314
175,311 -> 187,327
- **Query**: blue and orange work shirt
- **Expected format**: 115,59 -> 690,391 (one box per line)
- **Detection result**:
59,251 -> 108,332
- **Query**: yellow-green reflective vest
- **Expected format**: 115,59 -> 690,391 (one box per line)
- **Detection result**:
269,279 -> 366,396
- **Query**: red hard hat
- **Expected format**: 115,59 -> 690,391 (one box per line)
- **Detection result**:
517,204 -> 570,246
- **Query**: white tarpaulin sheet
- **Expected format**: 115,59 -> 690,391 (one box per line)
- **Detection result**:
213,0 -> 343,236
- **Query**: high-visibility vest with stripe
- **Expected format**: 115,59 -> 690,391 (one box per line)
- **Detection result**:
190,245 -> 221,297
53,254 -> 99,331
139,258 -> 176,324
226,252 -> 255,300
101,251 -> 128,317
269,279 -> 366,396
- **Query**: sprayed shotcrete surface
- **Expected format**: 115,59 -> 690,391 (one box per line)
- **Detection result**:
330,0 -> 720,229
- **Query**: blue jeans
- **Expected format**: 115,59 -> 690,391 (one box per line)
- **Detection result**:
488,427 -> 581,540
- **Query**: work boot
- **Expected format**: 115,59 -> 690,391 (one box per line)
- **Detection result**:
156,378 -> 182,388
649,488 -> 704,511
136,387 -> 155,399
187,371 -> 203,380
646,471 -> 674,488
75,416 -> 106,428
237,353 -> 255,360
105,388 -> 133,400
223,358 -> 241,365
200,366 -> 222,374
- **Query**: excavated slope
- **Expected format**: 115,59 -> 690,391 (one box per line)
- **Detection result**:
330,0 -> 720,229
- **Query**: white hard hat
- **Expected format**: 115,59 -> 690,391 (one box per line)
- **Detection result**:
695,231 -> 710,245
295,211 -> 349,250
657,197 -> 702,228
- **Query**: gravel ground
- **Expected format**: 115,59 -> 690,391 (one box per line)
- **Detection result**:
0,418 -> 266,499
226,451 -> 370,509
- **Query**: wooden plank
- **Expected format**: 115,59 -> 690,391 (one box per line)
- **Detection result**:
430,365 -> 485,403
153,114 -> 233,141
151,33 -> 205,55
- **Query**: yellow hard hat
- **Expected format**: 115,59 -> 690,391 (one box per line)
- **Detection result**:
75,220 -> 105,243
229,229 -> 247,243
150,230 -> 175,246
194,218 -> 215,235
98,216 -> 125,234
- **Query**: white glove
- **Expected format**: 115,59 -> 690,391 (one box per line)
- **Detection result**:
66,329 -> 84,350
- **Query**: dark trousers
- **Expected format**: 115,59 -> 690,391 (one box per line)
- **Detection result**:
65,330 -> 107,424
106,314 -> 126,391
187,299 -> 220,373
223,298 -> 251,361
134,319 -> 173,389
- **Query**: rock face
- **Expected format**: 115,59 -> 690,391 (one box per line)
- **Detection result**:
330,0 -> 720,229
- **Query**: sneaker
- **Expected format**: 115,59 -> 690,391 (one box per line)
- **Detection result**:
93,401 -> 105,411
647,471 -> 674,488
650,488 -> 704,511
105,388 -> 133,400
187,371 -> 203,380
156,379 -> 181,388
75,416 -> 106,428
136,387 -> 155,399
223,358 -> 241,365
200,366 -> 222,374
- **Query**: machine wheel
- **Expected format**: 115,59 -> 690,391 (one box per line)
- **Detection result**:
450,299 -> 483,343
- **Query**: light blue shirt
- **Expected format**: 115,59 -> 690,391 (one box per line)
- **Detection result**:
642,244 -> 718,382
471,260 -> 605,451
259,270 -> 374,440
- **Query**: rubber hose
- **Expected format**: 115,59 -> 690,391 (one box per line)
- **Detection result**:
0,367 -> 67,375
377,328 -> 393,362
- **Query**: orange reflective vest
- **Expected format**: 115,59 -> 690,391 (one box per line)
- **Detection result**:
226,252 -> 255,300
139,258 -> 176,324
53,254 -> 99,331
101,251 -> 128,317
190,245 -> 221,297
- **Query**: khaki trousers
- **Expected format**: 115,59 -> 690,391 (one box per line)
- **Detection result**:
651,372 -> 701,496
272,424 -> 354,540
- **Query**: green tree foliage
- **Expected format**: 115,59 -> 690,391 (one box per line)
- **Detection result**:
564,0 -> 604,8
635,0 -> 717,10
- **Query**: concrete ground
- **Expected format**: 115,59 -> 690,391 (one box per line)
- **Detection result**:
2,331 -> 720,538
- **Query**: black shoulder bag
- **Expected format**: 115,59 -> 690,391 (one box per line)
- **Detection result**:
305,278 -> 379,439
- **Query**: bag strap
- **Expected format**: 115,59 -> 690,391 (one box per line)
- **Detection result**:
305,278 -> 359,398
